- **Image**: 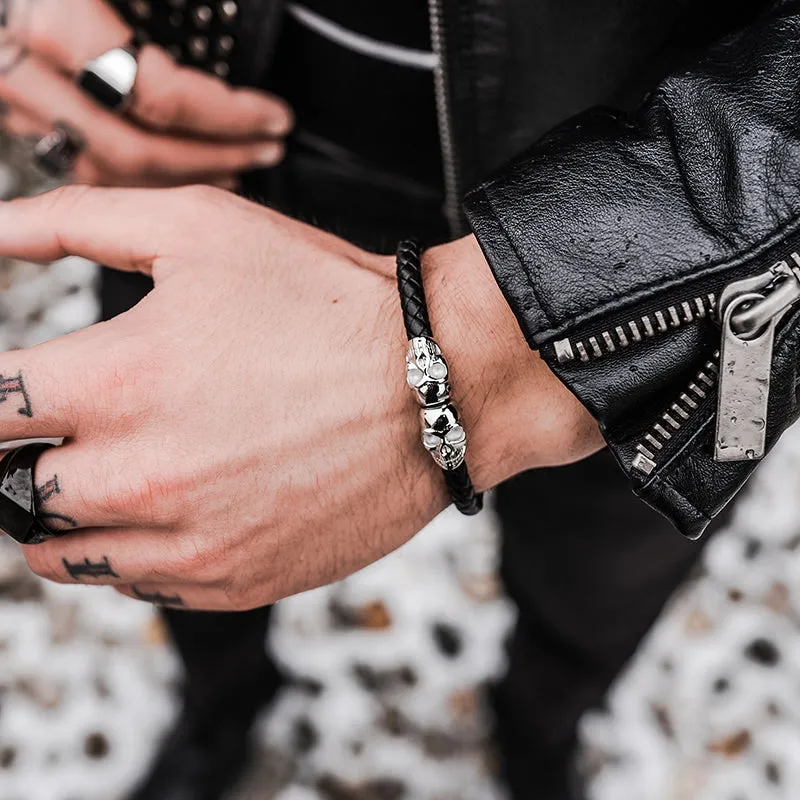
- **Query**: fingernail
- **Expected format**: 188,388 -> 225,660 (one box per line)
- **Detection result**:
256,144 -> 282,167
265,118 -> 290,136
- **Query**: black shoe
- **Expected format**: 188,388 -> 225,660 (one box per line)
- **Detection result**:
126,708 -> 255,800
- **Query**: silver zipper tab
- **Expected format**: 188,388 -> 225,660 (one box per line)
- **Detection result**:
714,258 -> 800,462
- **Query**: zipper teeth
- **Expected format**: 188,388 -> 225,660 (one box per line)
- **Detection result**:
428,0 -> 463,238
554,293 -> 718,364
631,352 -> 720,477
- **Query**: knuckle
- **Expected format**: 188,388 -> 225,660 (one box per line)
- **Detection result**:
172,534 -> 225,582
134,87 -> 181,131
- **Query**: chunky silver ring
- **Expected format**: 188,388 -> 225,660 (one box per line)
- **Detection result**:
77,44 -> 139,113
33,121 -> 86,178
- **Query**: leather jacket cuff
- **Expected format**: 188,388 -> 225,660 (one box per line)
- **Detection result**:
464,4 -> 800,539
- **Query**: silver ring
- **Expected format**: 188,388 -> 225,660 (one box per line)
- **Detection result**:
34,122 -> 85,178
77,44 -> 139,113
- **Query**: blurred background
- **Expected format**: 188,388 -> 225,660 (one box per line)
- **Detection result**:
3,137 -> 800,800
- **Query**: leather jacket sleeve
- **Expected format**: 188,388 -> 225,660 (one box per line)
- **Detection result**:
463,1 -> 800,539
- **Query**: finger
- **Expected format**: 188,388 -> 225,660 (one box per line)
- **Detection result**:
130,47 -> 293,140
117,584 -> 193,608
23,0 -> 292,139
0,331 -> 111,441
23,0 -> 130,72
0,56 -> 285,180
31,442 -> 180,532
70,148 -> 246,189
0,103 -> 44,138
116,582 -> 249,611
0,103 -> 173,186
0,184 -> 189,269
22,528 -> 185,588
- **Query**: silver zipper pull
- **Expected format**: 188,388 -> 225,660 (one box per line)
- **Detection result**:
714,258 -> 800,462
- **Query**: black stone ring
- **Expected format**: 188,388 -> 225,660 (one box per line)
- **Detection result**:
77,43 -> 139,113
0,443 -> 57,545
33,121 -> 86,178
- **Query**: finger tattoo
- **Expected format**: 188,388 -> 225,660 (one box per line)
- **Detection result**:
0,373 -> 32,417
132,586 -> 185,607
35,475 -> 78,528
63,556 -> 120,580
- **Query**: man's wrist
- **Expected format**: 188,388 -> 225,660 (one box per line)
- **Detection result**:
423,235 -> 603,489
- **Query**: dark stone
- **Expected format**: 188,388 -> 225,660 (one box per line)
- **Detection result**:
84,732 -> 110,759
0,746 -> 15,769
293,716 -> 319,754
744,538 -> 762,559
432,622 -> 463,659
713,677 -> 730,694
766,760 -> 781,785
744,638 -> 780,667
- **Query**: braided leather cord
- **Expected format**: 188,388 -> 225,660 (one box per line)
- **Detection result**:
396,239 -> 483,516
397,239 -> 432,339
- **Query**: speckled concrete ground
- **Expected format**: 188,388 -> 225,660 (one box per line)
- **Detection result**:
2,137 -> 800,800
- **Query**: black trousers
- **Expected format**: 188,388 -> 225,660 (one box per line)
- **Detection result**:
101,193 -> 721,797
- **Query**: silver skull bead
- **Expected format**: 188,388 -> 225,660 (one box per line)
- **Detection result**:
405,336 -> 451,406
420,403 -> 467,470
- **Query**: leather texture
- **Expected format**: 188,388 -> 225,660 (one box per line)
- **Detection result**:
117,0 -> 800,536
464,1 -> 800,537
396,238 -> 433,340
396,240 -> 483,516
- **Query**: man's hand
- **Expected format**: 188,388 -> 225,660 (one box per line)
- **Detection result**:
0,0 -> 292,186
0,185 -> 601,610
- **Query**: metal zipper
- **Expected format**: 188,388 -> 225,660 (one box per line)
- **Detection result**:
428,0 -> 464,239
553,293 -> 718,364
631,254 -> 800,477
632,354 -> 720,476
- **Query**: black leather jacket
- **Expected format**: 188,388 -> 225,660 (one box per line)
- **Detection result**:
457,0 -> 800,538
132,0 -> 800,538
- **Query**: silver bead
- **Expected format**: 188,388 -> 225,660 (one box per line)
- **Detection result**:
420,404 -> 467,471
213,61 -> 230,78
405,336 -> 450,406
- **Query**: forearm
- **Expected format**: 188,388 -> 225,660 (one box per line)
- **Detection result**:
463,1 -> 800,536
420,235 -> 603,491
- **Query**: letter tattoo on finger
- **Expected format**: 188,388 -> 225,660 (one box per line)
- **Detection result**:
35,475 -> 78,529
63,556 -> 120,580
0,373 -> 32,417
132,586 -> 185,607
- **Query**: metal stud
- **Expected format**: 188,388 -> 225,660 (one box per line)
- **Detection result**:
192,5 -> 213,28
218,0 -> 238,22
214,61 -> 231,78
217,34 -> 235,56
188,36 -> 209,60
129,0 -> 151,20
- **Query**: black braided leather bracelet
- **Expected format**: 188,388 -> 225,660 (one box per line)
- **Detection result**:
396,239 -> 483,516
